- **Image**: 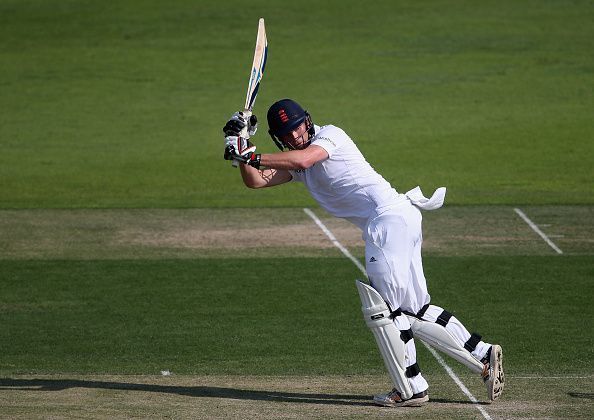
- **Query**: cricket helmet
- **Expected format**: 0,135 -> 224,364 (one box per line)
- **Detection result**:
267,99 -> 315,150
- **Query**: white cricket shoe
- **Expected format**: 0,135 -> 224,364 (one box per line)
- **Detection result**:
373,388 -> 429,407
481,344 -> 504,401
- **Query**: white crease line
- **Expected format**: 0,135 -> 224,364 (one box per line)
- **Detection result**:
303,207 -> 491,420
512,376 -> 593,379
514,208 -> 563,254
422,343 -> 492,420
303,208 -> 366,273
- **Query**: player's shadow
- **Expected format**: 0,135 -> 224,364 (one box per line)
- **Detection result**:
0,378 -> 373,407
0,378 -> 479,406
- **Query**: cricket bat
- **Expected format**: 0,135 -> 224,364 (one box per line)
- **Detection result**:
232,18 -> 268,167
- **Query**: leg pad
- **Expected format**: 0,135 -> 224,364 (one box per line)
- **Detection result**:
406,312 -> 484,374
356,280 -> 413,399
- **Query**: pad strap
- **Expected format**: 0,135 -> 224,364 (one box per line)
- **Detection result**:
405,362 -> 421,378
464,332 -> 482,352
436,310 -> 452,326
400,328 -> 414,343
416,304 -> 430,319
385,301 -> 402,320
389,309 -> 401,319
403,304 -> 430,320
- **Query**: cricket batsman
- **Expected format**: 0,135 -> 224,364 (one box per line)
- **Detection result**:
222,99 -> 505,407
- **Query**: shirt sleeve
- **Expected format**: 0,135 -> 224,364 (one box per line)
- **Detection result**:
310,126 -> 344,158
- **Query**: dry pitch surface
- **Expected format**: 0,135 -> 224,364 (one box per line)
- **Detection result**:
1,206 -> 593,419
1,374 -> 593,419
1,206 -> 592,260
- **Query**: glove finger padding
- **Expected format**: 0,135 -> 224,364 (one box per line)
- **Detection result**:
224,145 -> 236,161
223,120 -> 245,136
223,111 -> 258,137
223,111 -> 248,135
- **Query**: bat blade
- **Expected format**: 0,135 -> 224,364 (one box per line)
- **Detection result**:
244,18 -> 268,112
232,18 -> 268,168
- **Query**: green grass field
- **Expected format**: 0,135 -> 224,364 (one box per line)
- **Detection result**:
1,255 -> 592,376
1,207 -> 593,418
1,0 -> 592,207
1,0 -> 593,418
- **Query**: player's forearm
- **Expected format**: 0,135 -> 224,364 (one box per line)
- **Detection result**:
238,163 -> 292,188
239,163 -> 267,188
259,150 -> 313,170
233,146 -> 325,187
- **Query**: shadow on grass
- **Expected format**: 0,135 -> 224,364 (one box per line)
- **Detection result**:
0,378 -> 372,407
0,378 -> 481,406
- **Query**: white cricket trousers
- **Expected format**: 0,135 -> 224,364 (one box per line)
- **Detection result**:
364,201 -> 429,314
364,200 -> 490,394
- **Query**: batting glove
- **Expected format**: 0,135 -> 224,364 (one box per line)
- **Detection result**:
224,146 -> 261,169
223,111 -> 258,138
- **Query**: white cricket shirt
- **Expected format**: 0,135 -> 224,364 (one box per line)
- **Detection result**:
289,125 -> 407,230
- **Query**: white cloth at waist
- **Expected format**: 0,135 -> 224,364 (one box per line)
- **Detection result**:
372,186 -> 446,217
404,186 -> 446,210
